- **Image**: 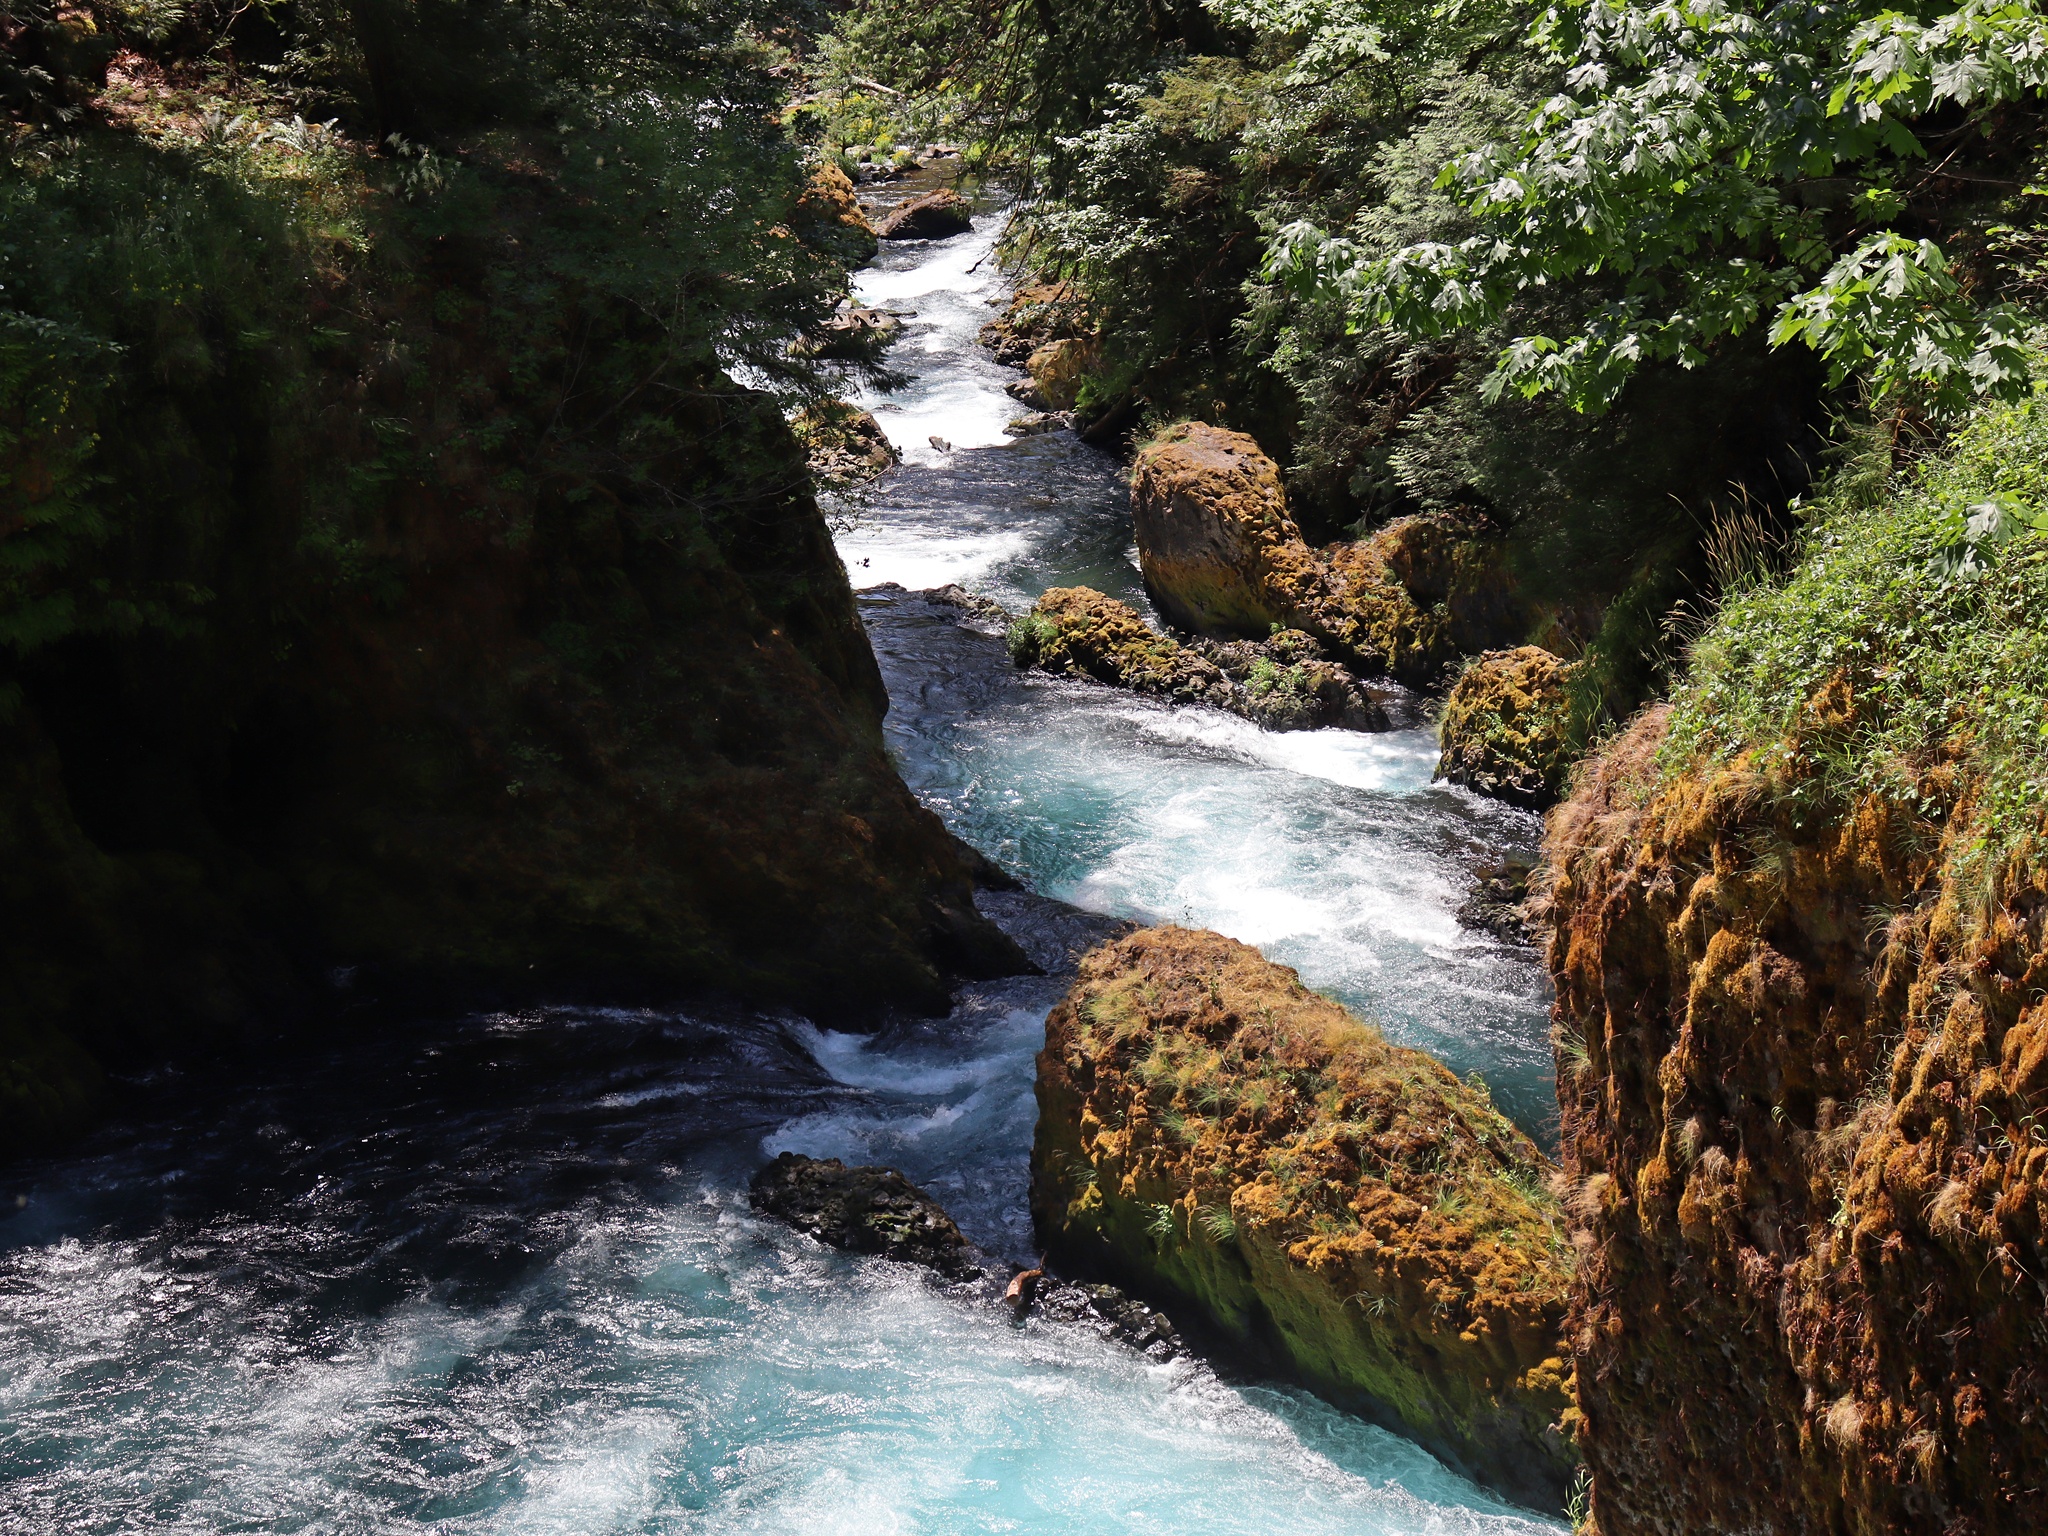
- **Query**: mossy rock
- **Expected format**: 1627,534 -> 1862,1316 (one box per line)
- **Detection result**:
1436,646 -> 1581,809
1032,925 -> 1577,1506
1129,424 -> 1528,687
1009,587 -> 1383,731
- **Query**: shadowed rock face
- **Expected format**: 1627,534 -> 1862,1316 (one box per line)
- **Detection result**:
1437,646 -> 1579,810
876,188 -> 973,241
1031,925 -> 1577,1508
0,382 -> 1031,1158
1545,709 -> 2048,1535
750,1153 -> 987,1277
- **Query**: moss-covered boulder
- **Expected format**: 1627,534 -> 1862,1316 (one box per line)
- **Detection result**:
1025,336 -> 1098,411
1007,586 -> 1229,700
1129,423 -> 1329,636
1008,587 -> 1384,731
1032,926 -> 1576,1505
1437,647 -> 1580,809
1129,425 -> 1525,687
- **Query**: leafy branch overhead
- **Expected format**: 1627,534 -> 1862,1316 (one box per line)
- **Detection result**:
1265,0 -> 2048,411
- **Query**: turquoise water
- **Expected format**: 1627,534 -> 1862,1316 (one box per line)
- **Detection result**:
842,211 -> 1555,1138
0,196 -> 1564,1534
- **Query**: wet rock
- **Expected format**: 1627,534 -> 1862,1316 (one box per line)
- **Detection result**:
1008,587 -> 1385,732
1435,646 -> 1579,809
924,583 -> 1013,629
1026,1279 -> 1186,1360
972,886 -> 1135,975
1032,925 -> 1577,1507
794,398 -> 899,487
751,1153 -> 988,1278
876,188 -> 973,240
1003,411 -> 1069,437
1456,856 -> 1535,944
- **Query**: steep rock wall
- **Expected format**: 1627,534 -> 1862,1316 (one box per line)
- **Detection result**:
1546,708 -> 2048,1534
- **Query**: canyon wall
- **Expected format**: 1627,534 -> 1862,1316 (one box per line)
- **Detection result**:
1546,708 -> 2048,1534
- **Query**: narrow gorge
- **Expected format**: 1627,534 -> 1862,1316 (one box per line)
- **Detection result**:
8,0 -> 2048,1528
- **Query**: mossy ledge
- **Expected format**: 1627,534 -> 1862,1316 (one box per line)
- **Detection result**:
1545,396 -> 2048,1534
1031,925 -> 1576,1506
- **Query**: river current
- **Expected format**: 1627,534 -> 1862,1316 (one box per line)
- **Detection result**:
0,196 -> 1562,1534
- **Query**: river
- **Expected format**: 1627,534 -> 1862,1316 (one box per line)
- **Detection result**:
0,193 -> 1562,1535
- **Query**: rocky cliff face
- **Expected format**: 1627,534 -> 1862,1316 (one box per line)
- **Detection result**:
1546,708 -> 2048,1534
1032,925 -> 1575,1506
0,117 -> 1025,1155
1,376 -> 1025,1154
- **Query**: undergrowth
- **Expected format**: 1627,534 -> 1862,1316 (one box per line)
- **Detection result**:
1663,385 -> 2048,862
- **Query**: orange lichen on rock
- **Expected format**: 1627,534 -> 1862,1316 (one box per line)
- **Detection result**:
1437,646 -> 1580,809
1128,423 -> 1523,686
1545,706 -> 2048,1534
1032,925 -> 1576,1506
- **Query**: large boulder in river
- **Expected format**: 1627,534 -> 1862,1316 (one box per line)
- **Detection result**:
877,188 -> 973,240
1436,646 -> 1581,809
1128,423 -> 1328,637
1032,925 -> 1576,1506
1130,422 -> 1530,689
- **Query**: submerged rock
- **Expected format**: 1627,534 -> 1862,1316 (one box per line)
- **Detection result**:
1032,925 -> 1576,1506
1436,646 -> 1580,809
751,1153 -> 987,1277
1006,586 -> 1383,731
876,188 -> 973,240
749,1146 -> 1185,1362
